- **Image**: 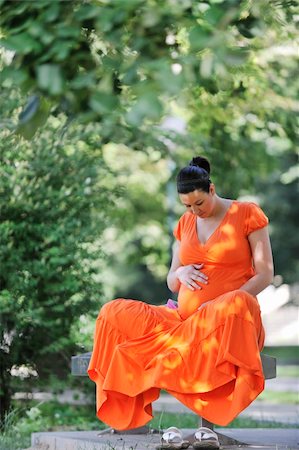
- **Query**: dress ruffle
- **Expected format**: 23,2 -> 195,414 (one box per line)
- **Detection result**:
88,290 -> 265,430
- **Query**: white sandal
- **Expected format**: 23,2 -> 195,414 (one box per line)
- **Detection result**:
157,426 -> 190,449
192,427 -> 220,449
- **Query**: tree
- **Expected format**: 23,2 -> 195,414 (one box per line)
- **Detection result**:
0,0 -> 297,138
260,150 -> 299,284
0,91 -> 118,420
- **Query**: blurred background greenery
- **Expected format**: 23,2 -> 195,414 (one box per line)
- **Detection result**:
0,0 -> 298,448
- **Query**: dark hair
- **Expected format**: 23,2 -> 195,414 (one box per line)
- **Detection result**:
177,156 -> 211,194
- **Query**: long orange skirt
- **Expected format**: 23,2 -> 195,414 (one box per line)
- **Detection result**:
88,290 -> 265,430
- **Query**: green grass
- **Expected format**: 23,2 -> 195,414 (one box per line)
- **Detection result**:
149,412 -> 297,430
263,346 -> 299,364
15,400 -> 106,431
0,401 -> 106,450
257,390 -> 298,404
277,365 -> 299,377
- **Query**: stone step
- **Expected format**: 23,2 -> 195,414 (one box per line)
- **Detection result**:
30,428 -> 299,450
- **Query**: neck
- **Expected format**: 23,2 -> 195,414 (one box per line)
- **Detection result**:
209,196 -> 228,219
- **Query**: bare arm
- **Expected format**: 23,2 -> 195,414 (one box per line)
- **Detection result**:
167,240 -> 208,292
167,241 -> 182,292
239,226 -> 274,296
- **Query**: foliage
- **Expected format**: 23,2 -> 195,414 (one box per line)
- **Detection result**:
96,145 -> 172,304
0,406 -> 51,450
0,89 -> 119,421
260,152 -> 299,284
0,0 -> 297,138
0,0 -> 298,426
253,43 -> 299,282
0,402 -> 104,450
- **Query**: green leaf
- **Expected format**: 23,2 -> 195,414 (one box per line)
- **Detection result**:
0,33 -> 42,54
28,22 -> 54,45
44,42 -> 73,61
223,48 -> 250,67
16,96 -> 50,139
189,26 -> 212,52
126,93 -> 163,127
204,5 -> 225,26
36,64 -> 64,95
74,4 -> 99,21
56,26 -> 81,39
121,64 -> 139,85
70,72 -> 96,89
89,92 -> 118,115
0,66 -> 28,87
18,95 -> 39,123
42,2 -> 60,22
146,61 -> 184,95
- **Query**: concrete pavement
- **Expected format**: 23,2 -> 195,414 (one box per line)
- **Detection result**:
30,428 -> 299,450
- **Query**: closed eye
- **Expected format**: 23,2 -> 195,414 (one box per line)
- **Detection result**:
184,202 -> 203,208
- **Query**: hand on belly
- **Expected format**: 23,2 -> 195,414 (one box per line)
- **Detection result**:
176,263 -> 208,291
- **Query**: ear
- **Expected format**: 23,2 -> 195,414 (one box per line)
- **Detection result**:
209,183 -> 216,195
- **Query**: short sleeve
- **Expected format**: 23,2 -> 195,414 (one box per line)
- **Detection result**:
173,213 -> 188,241
245,202 -> 269,235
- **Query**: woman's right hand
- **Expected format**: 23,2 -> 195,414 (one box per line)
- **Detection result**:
175,264 -> 208,291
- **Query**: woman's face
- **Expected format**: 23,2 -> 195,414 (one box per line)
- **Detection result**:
179,186 -> 216,218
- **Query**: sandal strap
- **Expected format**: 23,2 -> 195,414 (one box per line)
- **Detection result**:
194,427 -> 219,442
162,427 -> 183,444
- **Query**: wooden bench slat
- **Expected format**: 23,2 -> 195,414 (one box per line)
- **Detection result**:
71,352 -> 91,376
71,352 -> 276,379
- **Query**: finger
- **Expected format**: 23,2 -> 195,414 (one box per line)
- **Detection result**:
184,281 -> 194,290
193,264 -> 204,269
193,269 -> 208,278
186,280 -> 201,290
192,271 -> 208,282
193,274 -> 208,284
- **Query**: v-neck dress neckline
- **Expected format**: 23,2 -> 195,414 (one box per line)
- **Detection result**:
194,200 -> 235,247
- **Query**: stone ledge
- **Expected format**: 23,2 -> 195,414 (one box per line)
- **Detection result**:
30,428 -> 299,450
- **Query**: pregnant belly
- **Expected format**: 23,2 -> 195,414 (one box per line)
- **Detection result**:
178,284 -> 218,320
177,268 -> 253,320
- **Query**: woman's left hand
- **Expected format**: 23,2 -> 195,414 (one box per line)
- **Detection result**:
176,263 -> 208,291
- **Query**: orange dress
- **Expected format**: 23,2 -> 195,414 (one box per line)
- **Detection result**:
88,201 -> 268,430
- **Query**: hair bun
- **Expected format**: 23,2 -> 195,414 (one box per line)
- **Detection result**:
189,156 -> 211,174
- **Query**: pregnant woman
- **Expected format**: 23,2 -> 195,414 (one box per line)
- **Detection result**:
88,156 -> 274,449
